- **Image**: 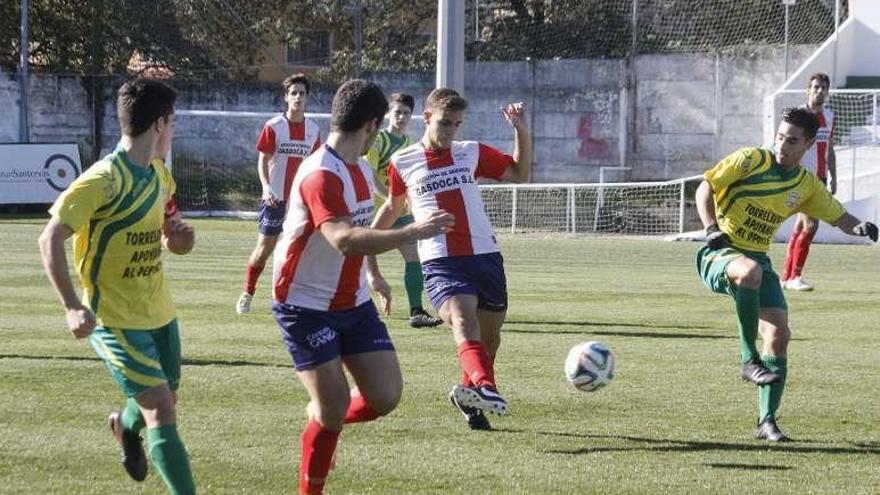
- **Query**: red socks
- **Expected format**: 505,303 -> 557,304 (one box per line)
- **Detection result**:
457,340 -> 496,388
344,389 -> 381,424
300,420 -> 340,495
244,263 -> 265,295
782,230 -> 814,280
791,230 -> 814,278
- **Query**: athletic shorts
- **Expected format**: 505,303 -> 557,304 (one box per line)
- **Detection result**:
422,252 -> 508,312
272,300 -> 394,371
392,214 -> 415,229
696,245 -> 787,310
89,319 -> 182,397
258,199 -> 286,236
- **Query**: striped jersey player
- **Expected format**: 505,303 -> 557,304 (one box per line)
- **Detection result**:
269,80 -> 453,495
372,88 -> 532,431
238,73 -> 322,315
780,72 -> 838,291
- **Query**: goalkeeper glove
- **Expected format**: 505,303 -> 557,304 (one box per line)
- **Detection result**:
853,222 -> 878,242
705,224 -> 731,250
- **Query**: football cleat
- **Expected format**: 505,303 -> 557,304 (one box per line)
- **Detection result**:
754,418 -> 791,442
741,359 -> 782,385
236,292 -> 253,314
108,411 -> 148,482
783,277 -> 814,291
452,384 -> 508,416
448,389 -> 491,430
409,309 -> 443,329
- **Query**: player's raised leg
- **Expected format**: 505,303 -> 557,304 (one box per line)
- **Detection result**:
343,350 -> 402,424
754,308 -> 791,442
724,256 -> 782,385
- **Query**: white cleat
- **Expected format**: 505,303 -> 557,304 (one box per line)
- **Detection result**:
236,292 -> 254,314
784,277 -> 814,292
452,384 -> 508,416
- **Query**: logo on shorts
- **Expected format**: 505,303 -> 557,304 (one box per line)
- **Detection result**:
784,191 -> 800,209
306,326 -> 337,348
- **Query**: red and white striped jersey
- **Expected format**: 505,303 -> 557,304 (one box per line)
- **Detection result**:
272,145 -> 375,311
388,141 -> 514,262
256,115 -> 322,201
798,104 -> 834,181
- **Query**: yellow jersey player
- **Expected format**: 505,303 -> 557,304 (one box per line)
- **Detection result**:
39,78 -> 196,494
365,93 -> 442,328
695,107 -> 877,442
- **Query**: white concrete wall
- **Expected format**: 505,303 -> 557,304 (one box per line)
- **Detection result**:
0,46 -> 812,182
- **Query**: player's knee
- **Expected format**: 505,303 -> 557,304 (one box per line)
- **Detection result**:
315,396 -> 350,429
370,385 -> 403,416
731,260 -> 762,289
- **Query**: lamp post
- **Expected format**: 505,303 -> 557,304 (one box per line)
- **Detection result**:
782,0 -> 797,79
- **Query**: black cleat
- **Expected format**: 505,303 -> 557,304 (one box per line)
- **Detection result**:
754,418 -> 791,442
452,384 -> 508,415
409,309 -> 443,328
740,359 -> 782,385
108,411 -> 148,482
449,389 -> 492,431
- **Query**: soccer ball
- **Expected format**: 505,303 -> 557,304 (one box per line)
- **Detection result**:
564,341 -> 614,392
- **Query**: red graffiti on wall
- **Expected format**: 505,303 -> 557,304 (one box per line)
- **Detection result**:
578,115 -> 611,159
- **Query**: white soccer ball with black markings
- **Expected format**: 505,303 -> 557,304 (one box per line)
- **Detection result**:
564,341 -> 614,392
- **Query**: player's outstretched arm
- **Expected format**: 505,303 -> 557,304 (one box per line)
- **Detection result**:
834,212 -> 878,242
38,217 -> 96,339
696,180 -> 730,249
257,152 -> 278,207
321,210 -> 454,256
500,102 -> 532,183
366,255 -> 392,315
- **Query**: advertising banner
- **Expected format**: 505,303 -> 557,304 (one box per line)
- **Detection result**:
0,143 -> 82,204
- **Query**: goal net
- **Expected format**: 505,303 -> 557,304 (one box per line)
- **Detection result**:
767,89 -> 880,208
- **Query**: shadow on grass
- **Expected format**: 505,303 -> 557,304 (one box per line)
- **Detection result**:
703,462 -> 792,471
0,354 -> 289,369
503,321 -> 809,341
494,429 -> 879,456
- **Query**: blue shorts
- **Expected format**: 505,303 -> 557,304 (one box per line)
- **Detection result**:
258,199 -> 286,236
272,301 -> 394,371
422,252 -> 508,312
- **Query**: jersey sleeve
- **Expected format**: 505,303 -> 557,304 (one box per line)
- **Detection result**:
387,164 -> 407,197
365,138 -> 382,172
48,167 -> 116,231
799,178 -> 846,224
256,125 -> 276,154
475,143 -> 514,180
704,148 -> 763,191
299,170 -> 350,227
153,158 -> 180,219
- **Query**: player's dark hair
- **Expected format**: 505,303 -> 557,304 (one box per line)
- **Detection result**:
808,72 -> 830,88
425,88 -> 467,112
389,92 -> 415,111
283,73 -> 311,94
331,79 -> 388,132
117,78 -> 176,138
781,107 -> 820,140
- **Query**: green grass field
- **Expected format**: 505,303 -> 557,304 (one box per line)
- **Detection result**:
2,218 -> 878,494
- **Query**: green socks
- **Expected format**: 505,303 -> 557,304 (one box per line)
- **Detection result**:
758,355 -> 788,422
148,425 -> 195,495
404,261 -> 424,312
121,398 -> 145,433
734,287 -> 760,363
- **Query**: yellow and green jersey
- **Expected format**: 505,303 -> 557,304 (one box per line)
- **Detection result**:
706,147 -> 845,253
365,129 -> 414,208
49,147 -> 177,329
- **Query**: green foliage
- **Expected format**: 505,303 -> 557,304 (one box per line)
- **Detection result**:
2,220 -> 879,494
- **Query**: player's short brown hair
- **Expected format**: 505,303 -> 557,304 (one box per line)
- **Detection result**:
782,107 -> 820,140
116,78 -> 176,138
331,79 -> 388,132
808,72 -> 830,88
389,93 -> 415,111
425,88 -> 467,112
283,73 -> 311,94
